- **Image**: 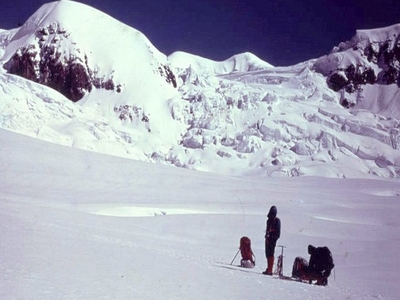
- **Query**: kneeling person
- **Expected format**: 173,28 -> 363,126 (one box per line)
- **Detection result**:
306,244 -> 335,285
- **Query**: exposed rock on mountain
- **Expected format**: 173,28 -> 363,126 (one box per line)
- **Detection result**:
4,23 -> 95,101
314,24 -> 400,112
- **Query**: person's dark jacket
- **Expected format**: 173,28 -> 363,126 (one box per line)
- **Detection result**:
308,245 -> 335,278
265,205 -> 281,241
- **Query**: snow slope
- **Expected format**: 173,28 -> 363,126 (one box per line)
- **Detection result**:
1,0 -> 180,139
1,128 -> 399,299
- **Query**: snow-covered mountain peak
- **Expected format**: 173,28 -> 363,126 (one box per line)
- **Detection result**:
2,0 -> 177,103
313,23 -> 400,118
169,51 -> 273,76
0,2 -> 400,179
349,23 -> 400,50
11,0 -> 147,48
314,23 -> 400,73
226,52 -> 274,71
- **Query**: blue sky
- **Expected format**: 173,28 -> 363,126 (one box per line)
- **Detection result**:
1,0 -> 399,66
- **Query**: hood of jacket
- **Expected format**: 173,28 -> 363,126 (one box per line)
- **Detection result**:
267,205 -> 277,219
308,244 -> 316,255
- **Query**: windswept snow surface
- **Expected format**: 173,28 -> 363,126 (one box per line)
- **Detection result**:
1,128 -> 400,300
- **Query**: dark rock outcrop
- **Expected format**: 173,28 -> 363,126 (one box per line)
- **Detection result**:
4,23 -> 118,101
326,38 -> 400,94
327,64 -> 377,93
158,65 -> 177,88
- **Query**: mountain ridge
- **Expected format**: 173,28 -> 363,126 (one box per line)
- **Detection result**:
313,23 -> 400,117
1,0 -> 400,179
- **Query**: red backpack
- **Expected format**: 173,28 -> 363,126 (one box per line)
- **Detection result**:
240,236 -> 255,264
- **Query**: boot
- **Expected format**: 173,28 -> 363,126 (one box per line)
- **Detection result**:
268,256 -> 274,275
262,256 -> 274,275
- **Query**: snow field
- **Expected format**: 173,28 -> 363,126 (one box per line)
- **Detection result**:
1,2 -> 400,179
1,129 -> 399,299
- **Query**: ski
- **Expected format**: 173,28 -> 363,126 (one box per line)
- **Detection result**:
214,262 -> 260,275
215,262 -> 311,284
274,275 -> 309,283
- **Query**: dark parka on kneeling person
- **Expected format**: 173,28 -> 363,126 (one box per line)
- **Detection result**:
292,245 -> 335,285
307,245 -> 335,285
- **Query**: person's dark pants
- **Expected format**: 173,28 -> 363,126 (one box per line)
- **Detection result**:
264,238 -> 277,274
265,238 -> 277,258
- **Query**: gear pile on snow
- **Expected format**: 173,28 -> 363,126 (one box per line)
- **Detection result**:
239,236 -> 255,268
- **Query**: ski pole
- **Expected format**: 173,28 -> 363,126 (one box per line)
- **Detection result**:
230,249 -> 240,265
278,245 -> 286,277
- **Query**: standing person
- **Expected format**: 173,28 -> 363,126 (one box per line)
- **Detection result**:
262,205 -> 281,275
